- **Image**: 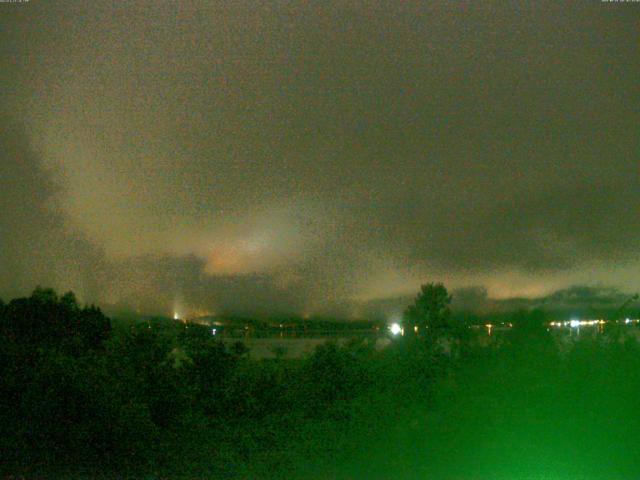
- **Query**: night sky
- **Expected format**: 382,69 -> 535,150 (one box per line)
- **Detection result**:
1,1 -> 638,317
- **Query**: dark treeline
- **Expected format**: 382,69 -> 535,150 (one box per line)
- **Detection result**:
3,285 -> 640,479
194,315 -> 384,336
0,286 -> 451,478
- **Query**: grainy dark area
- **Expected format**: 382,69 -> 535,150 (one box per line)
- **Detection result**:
2,1 -> 639,478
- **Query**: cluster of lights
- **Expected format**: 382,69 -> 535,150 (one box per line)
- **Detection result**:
478,323 -> 512,329
548,319 -> 640,328
549,319 -> 605,328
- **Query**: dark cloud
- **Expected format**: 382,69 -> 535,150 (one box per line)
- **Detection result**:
0,114 -> 106,301
361,285 -> 640,320
103,254 -> 304,317
1,1 -> 639,314
487,285 -> 639,318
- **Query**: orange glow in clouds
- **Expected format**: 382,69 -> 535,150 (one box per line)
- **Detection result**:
205,238 -> 270,275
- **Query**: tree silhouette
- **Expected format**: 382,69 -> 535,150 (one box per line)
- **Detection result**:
403,283 -> 452,336
0,287 -> 110,351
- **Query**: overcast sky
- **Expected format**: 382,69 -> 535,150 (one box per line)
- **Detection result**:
1,1 -> 638,317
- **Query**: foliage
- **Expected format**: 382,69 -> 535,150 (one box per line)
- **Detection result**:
4,287 -> 640,479
0,287 -> 111,353
403,282 -> 453,336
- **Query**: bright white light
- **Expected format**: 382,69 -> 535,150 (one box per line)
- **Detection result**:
212,328 -> 217,335
569,319 -> 580,328
173,312 -> 179,320
390,323 -> 402,336
626,318 -> 631,324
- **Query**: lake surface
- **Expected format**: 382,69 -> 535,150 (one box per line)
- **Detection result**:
219,323 -> 640,358
222,334 -> 392,358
